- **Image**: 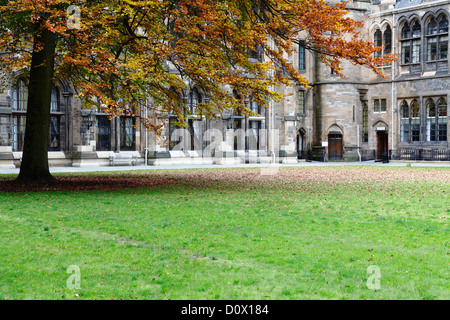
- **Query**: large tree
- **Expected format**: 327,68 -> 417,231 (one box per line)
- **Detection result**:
0,0 -> 394,183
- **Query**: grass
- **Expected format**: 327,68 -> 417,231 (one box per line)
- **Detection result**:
0,166 -> 449,300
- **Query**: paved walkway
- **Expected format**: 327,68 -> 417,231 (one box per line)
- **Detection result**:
1,160 -> 449,174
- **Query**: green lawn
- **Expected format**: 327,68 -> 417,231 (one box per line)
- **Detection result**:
0,166 -> 449,300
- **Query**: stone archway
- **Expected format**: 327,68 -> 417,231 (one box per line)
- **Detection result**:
297,128 -> 306,159
327,125 -> 343,161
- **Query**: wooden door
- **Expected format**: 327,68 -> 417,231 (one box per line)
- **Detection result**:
328,133 -> 342,160
377,131 -> 388,160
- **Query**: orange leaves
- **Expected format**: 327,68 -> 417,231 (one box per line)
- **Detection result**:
0,0 -> 396,131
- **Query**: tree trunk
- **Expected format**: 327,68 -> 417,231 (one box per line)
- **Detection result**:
16,25 -> 57,183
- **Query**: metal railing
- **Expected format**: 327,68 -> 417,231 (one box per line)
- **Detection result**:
394,148 -> 450,161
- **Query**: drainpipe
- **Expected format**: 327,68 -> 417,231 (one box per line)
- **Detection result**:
115,117 -> 120,153
391,11 -> 396,157
63,91 -> 70,153
271,85 -> 275,163
144,99 -> 148,166
357,124 -> 361,162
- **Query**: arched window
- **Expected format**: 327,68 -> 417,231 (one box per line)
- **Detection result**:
362,102 -> 368,143
412,21 -> 421,37
298,41 -> 306,71
51,86 -> 60,112
439,15 -> 449,33
399,99 -> 421,142
427,15 -> 448,61
384,26 -> 392,55
49,85 -> 61,151
412,21 -> 421,63
437,98 -> 448,141
426,97 -> 447,141
427,19 -> 438,61
186,88 -> 202,151
411,99 -> 420,141
401,24 -> 410,39
11,79 -> 28,111
438,15 -> 448,60
398,99 -> 421,142
401,20 -> 421,64
427,18 -> 438,35
373,26 -> 392,60
11,79 -> 28,151
427,98 -> 436,141
400,100 -> 410,142
190,88 -> 201,115
374,29 -> 382,58
401,23 -> 411,64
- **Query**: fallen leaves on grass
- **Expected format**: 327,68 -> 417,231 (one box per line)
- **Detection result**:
0,166 -> 449,193
157,166 -> 450,189
0,175 -> 179,193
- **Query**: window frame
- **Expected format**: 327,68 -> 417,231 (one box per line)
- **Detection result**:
298,90 -> 306,115
362,102 -> 369,143
373,98 -> 387,113
400,20 -> 421,65
119,116 -> 136,151
48,85 -> 63,151
373,25 -> 392,62
11,79 -> 28,112
410,99 -> 420,142
190,88 -> 201,116
426,15 -> 449,62
426,97 -> 448,142
400,100 -> 410,142
11,79 -> 28,151
298,41 -> 306,71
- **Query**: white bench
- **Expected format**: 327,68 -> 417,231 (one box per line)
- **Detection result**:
109,153 -> 137,166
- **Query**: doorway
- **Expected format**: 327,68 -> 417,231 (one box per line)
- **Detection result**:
328,133 -> 343,161
297,131 -> 304,159
376,131 -> 389,161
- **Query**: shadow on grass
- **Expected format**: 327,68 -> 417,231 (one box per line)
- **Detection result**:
0,175 -> 180,193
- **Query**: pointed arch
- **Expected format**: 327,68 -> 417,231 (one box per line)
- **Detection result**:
362,101 -> 368,143
400,100 -> 410,142
11,78 -> 28,111
190,87 -> 201,115
374,28 -> 382,58
410,99 -> 420,141
384,25 -> 392,55
426,97 -> 447,142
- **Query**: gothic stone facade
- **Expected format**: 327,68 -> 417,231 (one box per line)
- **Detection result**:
0,0 -> 448,168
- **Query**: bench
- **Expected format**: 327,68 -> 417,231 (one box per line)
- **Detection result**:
109,153 -> 137,166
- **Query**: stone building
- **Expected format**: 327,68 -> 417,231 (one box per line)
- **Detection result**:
0,0 -> 448,168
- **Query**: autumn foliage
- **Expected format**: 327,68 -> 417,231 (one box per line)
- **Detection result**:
0,0 -> 395,126
0,0 -> 395,182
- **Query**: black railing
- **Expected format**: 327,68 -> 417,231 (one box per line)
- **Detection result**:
394,148 -> 450,161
